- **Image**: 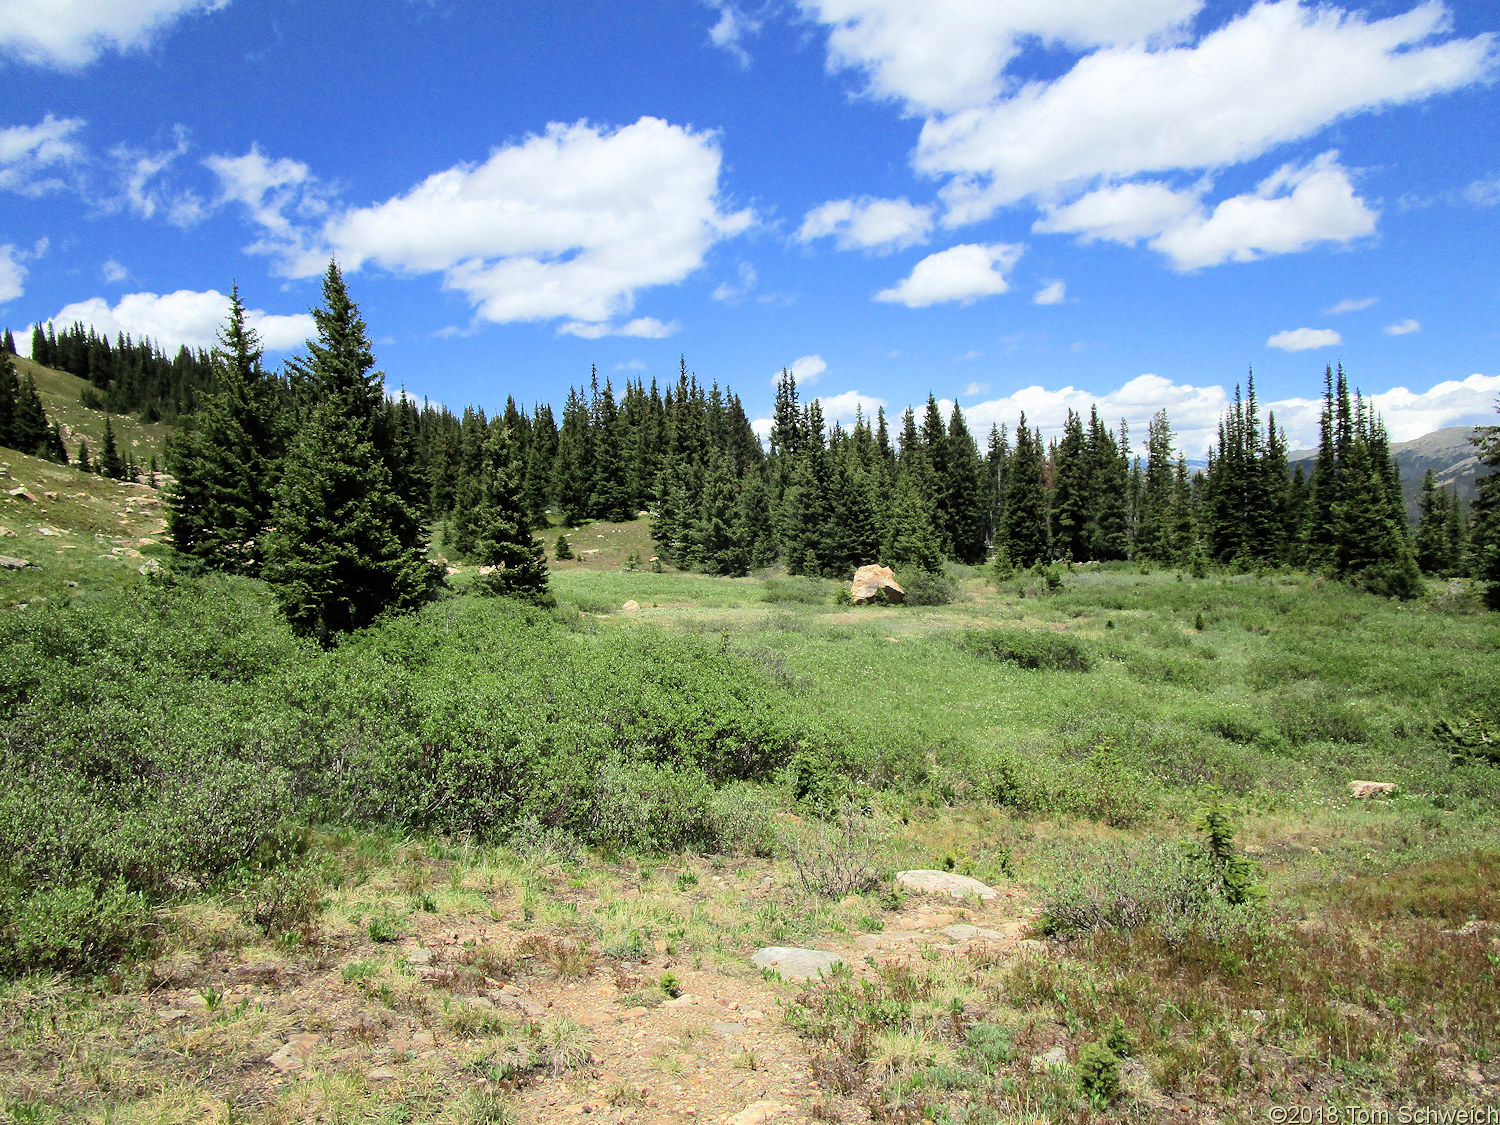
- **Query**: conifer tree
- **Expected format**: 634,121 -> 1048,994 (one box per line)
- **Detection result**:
944,403 -> 987,564
471,420 -> 550,601
553,386 -> 592,526
1085,409 -> 1130,560
1470,412 -> 1500,607
1,329 -> 14,354
76,440 -> 91,472
1415,470 -> 1450,574
99,415 -> 125,479
1001,415 -> 1049,566
0,351 -> 17,448
693,450 -> 749,576
166,285 -> 287,575
523,402 -> 558,525
1300,366 -> 1340,568
737,467 -> 778,570
262,261 -> 438,641
881,469 -> 942,573
1050,409 -> 1089,562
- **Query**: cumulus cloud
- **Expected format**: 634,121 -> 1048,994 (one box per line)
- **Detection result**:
802,0 -> 1202,115
102,259 -> 129,283
962,382 -> 990,396
705,1 -> 760,66
0,0 -> 228,67
1367,373 -> 1500,441
215,118 -> 751,332
772,354 -> 827,387
1036,152 -> 1377,270
875,242 -> 1022,307
1033,280 -> 1066,305
1267,327 -> 1342,351
44,289 -> 315,352
797,196 -> 933,253
0,115 -> 85,196
1384,318 -> 1420,336
916,2 -> 1495,223
816,388 -> 888,424
0,245 -> 24,303
1326,296 -> 1377,314
558,316 -> 681,339
712,261 -> 757,302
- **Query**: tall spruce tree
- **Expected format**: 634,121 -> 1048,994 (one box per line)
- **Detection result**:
1470,408 -> 1500,607
98,415 -> 125,479
1050,409 -> 1090,562
166,285 -> 287,575
0,351 -> 18,448
262,261 -> 438,641
1001,415 -> 1050,566
472,420 -> 550,601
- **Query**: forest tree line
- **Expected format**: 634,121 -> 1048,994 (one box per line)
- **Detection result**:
7,265 -> 1500,634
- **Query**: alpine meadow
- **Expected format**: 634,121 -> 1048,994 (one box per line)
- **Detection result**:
2,2 -> 1500,1124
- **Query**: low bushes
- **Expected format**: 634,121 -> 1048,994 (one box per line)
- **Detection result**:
960,626 -> 1092,671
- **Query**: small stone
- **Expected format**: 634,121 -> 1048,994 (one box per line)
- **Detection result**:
726,1102 -> 792,1125
0,555 -> 30,569
43,492 -> 57,500
138,559 -> 160,574
940,924 -> 1007,942
623,600 -> 640,612
159,1009 -> 189,1022
751,947 -> 845,981
36,527 -> 58,537
1348,780 -> 1397,799
406,948 -> 436,966
742,1010 -> 765,1023
367,1067 -> 398,1081
7,488 -> 36,502
662,994 -> 697,1008
411,1030 -> 435,1048
896,870 -> 1000,901
1030,1045 -> 1067,1072
713,1021 -> 746,1037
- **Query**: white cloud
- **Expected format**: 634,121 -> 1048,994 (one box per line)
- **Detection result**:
1463,175 -> 1500,206
802,0 -> 1202,115
0,115 -> 85,196
1036,152 -> 1377,270
712,260 -> 757,302
961,382 -> 989,396
1267,327 -> 1342,351
108,126 -> 205,226
102,259 -> 129,283
1367,373 -> 1500,441
875,242 -> 1022,307
1033,280 -> 1066,305
751,416 -> 774,443
1326,296 -> 1377,314
0,0 -> 227,67
772,354 -> 827,387
220,118 -> 751,331
955,349 -> 983,361
797,195 -> 933,253
1384,318 -> 1420,336
917,2 -> 1495,223
0,245 -> 24,303
706,1 -> 760,66
45,290 -> 315,352
558,316 -> 681,339
890,370 -> 1498,458
816,388 -> 887,423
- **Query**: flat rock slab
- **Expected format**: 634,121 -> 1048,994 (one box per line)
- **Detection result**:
726,1103 -> 793,1125
1349,780 -> 1397,799
751,947 -> 845,981
896,870 -> 1000,901
941,924 -> 1008,942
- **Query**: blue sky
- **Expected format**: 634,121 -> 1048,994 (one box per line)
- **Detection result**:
1,0 -> 1497,456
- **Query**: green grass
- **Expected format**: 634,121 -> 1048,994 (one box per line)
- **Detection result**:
15,356 -> 173,467
1,500 -> 1497,1121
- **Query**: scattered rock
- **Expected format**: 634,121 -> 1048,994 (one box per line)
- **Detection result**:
158,1009 -> 189,1023
367,1067 -> 398,1081
1013,939 -> 1047,955
623,600 -> 640,612
712,1021 -> 746,1037
7,488 -> 36,502
941,924 -> 1007,942
267,1033 -> 319,1073
896,870 -> 1000,901
491,990 -> 546,1019
1030,1045 -> 1067,1072
445,566 -> 460,576
0,555 -> 31,569
849,563 -> 904,605
411,1029 -> 435,1049
0,526 -> 13,536
751,947 -> 845,981
405,948 -> 436,966
742,1009 -> 765,1023
1348,780 -> 1396,799
138,559 -> 161,575
662,994 -> 698,1008
725,1103 -> 792,1125
43,492 -> 57,501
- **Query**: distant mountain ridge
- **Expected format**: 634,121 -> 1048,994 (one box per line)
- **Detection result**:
1290,426 -> 1487,521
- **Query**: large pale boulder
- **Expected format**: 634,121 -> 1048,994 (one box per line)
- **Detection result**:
751,946 -> 845,981
850,564 -> 904,605
896,870 -> 1000,901
1348,780 -> 1397,799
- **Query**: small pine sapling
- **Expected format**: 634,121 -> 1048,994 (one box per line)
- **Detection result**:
1196,787 -> 1264,905
1076,1041 -> 1121,1108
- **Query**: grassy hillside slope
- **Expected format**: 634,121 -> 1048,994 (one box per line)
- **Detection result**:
12,355 -> 174,467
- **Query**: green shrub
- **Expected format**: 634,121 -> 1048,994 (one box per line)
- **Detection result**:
244,866 -> 325,945
1076,1041 -> 1120,1107
1037,839 -> 1260,944
587,759 -> 715,852
894,567 -> 956,606
0,879 -> 152,975
961,627 -> 1092,671
1271,687 -> 1369,745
